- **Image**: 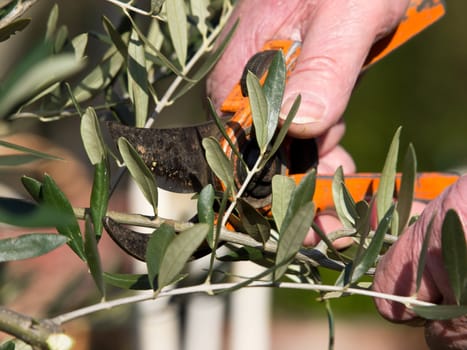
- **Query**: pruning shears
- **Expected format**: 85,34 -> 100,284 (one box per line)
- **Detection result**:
105,0 -> 458,261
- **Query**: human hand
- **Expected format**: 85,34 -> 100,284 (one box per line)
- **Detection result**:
208,0 -> 410,174
373,175 -> 467,350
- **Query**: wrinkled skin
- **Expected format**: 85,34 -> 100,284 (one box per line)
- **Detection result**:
374,175 -> 467,350
207,1 -> 467,348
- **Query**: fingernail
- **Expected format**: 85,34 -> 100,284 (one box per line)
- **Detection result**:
280,92 -> 327,124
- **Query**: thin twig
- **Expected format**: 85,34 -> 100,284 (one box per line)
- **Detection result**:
52,281 -> 435,325
0,0 -> 39,30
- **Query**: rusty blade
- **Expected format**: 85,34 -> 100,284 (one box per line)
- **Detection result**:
107,121 -> 217,193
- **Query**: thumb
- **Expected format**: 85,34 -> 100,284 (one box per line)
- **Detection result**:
281,1 -> 406,138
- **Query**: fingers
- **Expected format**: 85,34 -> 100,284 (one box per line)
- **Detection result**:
281,0 -> 409,138
207,0 -> 305,109
373,175 -> 467,349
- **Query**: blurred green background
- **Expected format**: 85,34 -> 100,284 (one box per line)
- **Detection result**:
343,0 -> 467,173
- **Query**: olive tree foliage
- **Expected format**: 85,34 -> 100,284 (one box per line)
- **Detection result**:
0,1 -> 465,349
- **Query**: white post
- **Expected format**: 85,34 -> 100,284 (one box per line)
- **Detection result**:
229,262 -> 271,350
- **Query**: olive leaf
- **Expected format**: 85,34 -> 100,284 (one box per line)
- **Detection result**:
67,48 -> 124,106
102,16 -> 128,60
190,0 -> 209,38
397,143 -> 417,235
237,198 -> 270,245
80,107 -> 106,165
412,304 -> 467,320
127,28 -> 149,127
71,33 -> 88,60
0,197 -> 72,228
84,213 -> 105,298
280,170 -> 316,236
351,205 -> 395,284
90,160 -> 110,240
21,176 -> 43,202
0,53 -> 84,118
202,136 -> 235,193
0,18 -> 30,42
158,223 -> 209,290
271,175 -> 295,232
246,70 -> 268,154
0,233 -> 68,262
118,137 -> 158,215
166,0 -> 188,67
441,209 -> 467,305
332,166 -> 357,228
264,95 -> 301,165
104,272 -> 152,290
377,127 -> 401,223
42,175 -> 85,260
262,51 -> 286,146
275,201 -> 315,280
146,224 -> 176,290
197,184 -> 215,247
416,215 -> 435,293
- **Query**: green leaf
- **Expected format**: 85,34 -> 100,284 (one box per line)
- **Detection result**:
0,154 -> 44,166
80,107 -> 106,165
103,272 -> 152,290
264,95 -> 301,165
71,33 -> 88,60
172,21 -> 238,101
441,209 -> 467,305
332,167 -> 357,228
42,174 -> 85,260
202,137 -> 235,193
145,224 -> 175,290
0,339 -> 16,350
263,51 -> 286,146
280,170 -> 316,235
377,127 -> 401,223
166,0 -> 188,67
102,16 -> 128,60
118,137 -> 158,215
271,175 -> 295,232
127,28 -> 149,127
237,198 -> 270,245
53,25 -> 68,53
416,215 -> 435,293
158,223 -> 209,289
0,197 -> 73,228
351,205 -> 395,283
90,160 -> 110,240
246,71 -> 268,153
0,140 -> 61,161
45,3 -> 59,41
0,233 -> 68,262
397,143 -> 417,235
0,18 -> 30,42
197,184 -> 215,247
275,201 -> 315,280
21,176 -> 43,202
84,214 -> 105,298
125,14 -> 191,81
190,0 -> 209,38
0,53 -> 84,118
412,304 -> 467,320
68,48 -> 124,106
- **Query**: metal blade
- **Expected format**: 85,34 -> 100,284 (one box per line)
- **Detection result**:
107,121 -> 217,193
